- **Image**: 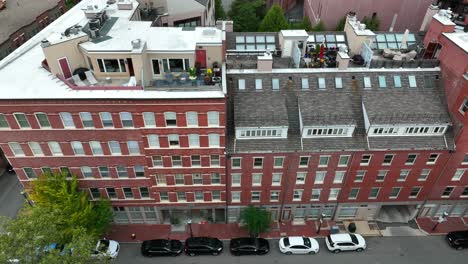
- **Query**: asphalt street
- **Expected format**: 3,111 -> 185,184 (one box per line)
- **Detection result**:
116,236 -> 467,264
0,171 -> 24,219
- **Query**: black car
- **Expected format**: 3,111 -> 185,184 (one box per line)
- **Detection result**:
184,237 -> 223,256
230,237 -> 269,256
446,230 -> 468,250
141,239 -> 183,257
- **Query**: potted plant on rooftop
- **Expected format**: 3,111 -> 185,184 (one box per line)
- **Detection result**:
188,66 -> 197,81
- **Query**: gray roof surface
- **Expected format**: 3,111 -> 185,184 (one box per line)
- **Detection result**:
363,90 -> 451,125
194,0 -> 209,6
234,92 -> 289,127
226,70 -> 454,153
299,92 -> 358,126
0,0 -> 59,43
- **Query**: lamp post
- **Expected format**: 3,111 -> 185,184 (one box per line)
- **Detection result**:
316,213 -> 326,234
431,211 -> 448,231
187,219 -> 193,238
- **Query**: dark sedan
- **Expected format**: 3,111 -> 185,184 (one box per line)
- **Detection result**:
230,237 -> 270,256
185,237 -> 223,256
141,239 -> 183,257
446,230 -> 468,250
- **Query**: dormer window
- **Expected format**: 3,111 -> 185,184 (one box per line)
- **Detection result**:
303,126 -> 354,138
393,75 -> 402,88
369,125 -> 447,136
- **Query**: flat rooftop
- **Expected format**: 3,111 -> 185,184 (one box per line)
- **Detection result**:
0,0 -> 59,43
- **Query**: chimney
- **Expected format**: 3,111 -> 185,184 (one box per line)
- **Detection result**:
423,8 -> 456,47
420,4 -> 439,31
257,51 -> 273,72
336,45 -> 350,70
343,11 -> 375,56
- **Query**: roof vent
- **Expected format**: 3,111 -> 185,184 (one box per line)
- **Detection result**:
131,39 -> 141,49
358,23 -> 366,30
90,28 -> 100,39
203,28 -> 217,35
89,19 -> 101,30
40,39 -> 51,48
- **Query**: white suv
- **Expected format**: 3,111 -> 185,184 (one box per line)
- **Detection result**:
325,233 -> 366,253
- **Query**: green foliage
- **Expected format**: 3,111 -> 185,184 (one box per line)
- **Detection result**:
312,20 -> 326,32
229,0 -> 266,32
240,206 -> 271,237
289,16 -> 313,31
259,4 -> 289,32
30,172 -> 113,238
214,0 -> 226,20
0,208 -> 103,264
362,15 -> 380,31
335,16 -> 346,31
65,0 -> 77,9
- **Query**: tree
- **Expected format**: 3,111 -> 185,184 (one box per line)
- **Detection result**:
289,16 -> 313,31
362,15 -> 380,31
65,0 -> 77,9
240,206 -> 271,237
214,0 -> 226,20
0,207 -> 103,264
335,16 -> 346,31
229,0 -> 266,31
259,4 -> 289,32
30,172 -> 113,238
312,20 -> 326,31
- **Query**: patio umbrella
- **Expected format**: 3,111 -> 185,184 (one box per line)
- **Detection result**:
319,44 -> 325,60
400,29 -> 409,49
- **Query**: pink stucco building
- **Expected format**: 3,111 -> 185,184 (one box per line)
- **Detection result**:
304,0 -> 435,31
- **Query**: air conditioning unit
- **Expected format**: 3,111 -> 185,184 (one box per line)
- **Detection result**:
90,28 -> 100,39
89,19 -> 101,30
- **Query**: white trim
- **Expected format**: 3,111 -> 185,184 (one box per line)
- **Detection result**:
237,126 -> 288,139
369,125 -> 448,137
303,125 -> 355,138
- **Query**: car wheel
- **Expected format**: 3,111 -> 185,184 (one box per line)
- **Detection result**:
189,252 -> 196,256
333,249 -> 341,254
308,251 -> 316,255
212,252 -> 219,256
285,251 -> 292,255
356,248 -> 364,252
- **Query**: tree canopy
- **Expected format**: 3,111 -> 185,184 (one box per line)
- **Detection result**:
259,4 -> 289,32
240,206 -> 271,237
312,20 -> 326,31
214,0 -> 226,20
0,172 -> 113,263
335,16 -> 346,31
229,0 -> 266,32
30,172 -> 113,238
362,15 -> 380,31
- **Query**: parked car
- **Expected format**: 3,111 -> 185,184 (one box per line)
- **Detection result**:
229,237 -> 269,256
278,236 -> 319,255
185,237 -> 223,256
325,233 -> 366,253
91,239 -> 120,259
446,230 -> 468,250
141,239 -> 183,257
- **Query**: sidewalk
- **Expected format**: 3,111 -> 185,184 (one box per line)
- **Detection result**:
416,217 -> 468,235
107,220 -> 336,242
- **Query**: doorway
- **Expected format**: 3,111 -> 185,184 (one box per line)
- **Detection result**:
126,58 -> 135,76
195,49 -> 207,68
58,57 -> 72,79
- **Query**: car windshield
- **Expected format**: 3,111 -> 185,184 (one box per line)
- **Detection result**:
303,237 -> 311,247
283,238 -> 290,247
349,234 -> 358,244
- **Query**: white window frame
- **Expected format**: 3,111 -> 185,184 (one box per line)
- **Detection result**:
355,170 -> 366,182
349,188 -> 359,199
329,188 -> 340,200
232,191 -> 241,202
9,142 -> 24,156
398,169 -> 410,182
251,191 -> 261,202
208,133 -> 220,147
60,112 -> 75,128
459,98 -> 468,115
333,171 -> 345,183
188,134 -> 200,147
418,169 -> 431,181
338,155 -> 350,167
207,111 -> 219,127
296,172 -> 306,184
318,155 -> 330,167
186,112 -> 198,127
318,77 -> 326,89
99,112 -> 113,128
238,79 -> 246,90
142,112 -> 156,127
452,169 -> 465,181
120,112 -> 133,128
14,113 -> 31,128
232,157 -> 241,168
253,157 -> 263,168
410,187 -> 421,198
376,170 -> 387,182
48,141 -> 63,156
89,141 -> 103,155
314,171 -> 326,184
147,134 -> 160,148
301,78 -> 309,89
369,187 -> 380,199
152,156 -> 163,167
35,112 -> 51,128
408,75 -> 417,88
272,78 -> 280,90
293,189 -> 303,201
127,141 -> 140,155
389,187 -> 401,199
168,134 -> 180,148
335,77 -> 343,89
252,173 -> 262,186
71,141 -> 85,155
28,142 -> 44,156
299,156 -> 309,167
406,154 -> 418,165
231,173 -> 241,186
164,112 -> 177,127
311,189 -> 321,201
255,79 -> 263,90
363,76 -> 371,88
360,154 -> 372,166
108,141 -> 122,155
270,191 -> 279,202
304,126 -> 354,138
79,112 -> 94,128
81,166 -> 93,178
427,153 -> 439,164
274,156 -> 284,168
382,154 -> 394,165
272,173 -> 282,186
378,75 -> 386,88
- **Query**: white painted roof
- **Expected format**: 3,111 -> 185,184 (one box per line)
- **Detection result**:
433,12 -> 456,26
443,32 -> 468,53
281,30 -> 308,38
0,0 -> 224,100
